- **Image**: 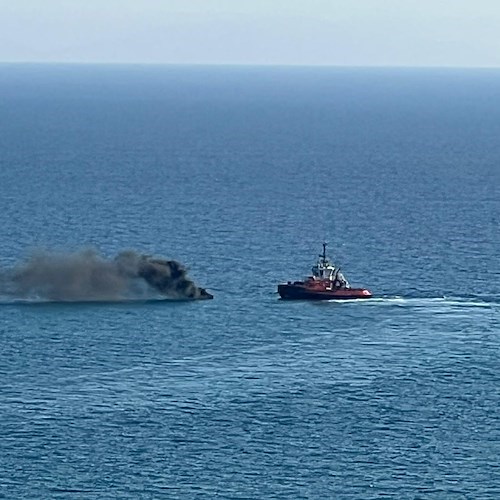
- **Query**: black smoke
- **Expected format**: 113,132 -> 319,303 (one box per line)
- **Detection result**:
0,249 -> 213,302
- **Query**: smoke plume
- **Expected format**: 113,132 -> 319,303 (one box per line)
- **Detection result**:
0,249 -> 213,302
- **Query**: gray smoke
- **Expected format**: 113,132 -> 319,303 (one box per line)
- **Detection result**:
0,249 -> 213,302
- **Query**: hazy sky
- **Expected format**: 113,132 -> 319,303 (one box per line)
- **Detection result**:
1,0 -> 499,67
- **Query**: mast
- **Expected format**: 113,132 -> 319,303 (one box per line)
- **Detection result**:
320,242 -> 327,266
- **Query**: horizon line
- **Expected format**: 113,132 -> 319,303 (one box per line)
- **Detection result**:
0,61 -> 499,70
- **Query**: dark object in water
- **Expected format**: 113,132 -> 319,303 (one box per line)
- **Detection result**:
137,256 -> 213,300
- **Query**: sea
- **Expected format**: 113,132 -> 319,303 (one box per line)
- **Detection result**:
0,64 -> 499,499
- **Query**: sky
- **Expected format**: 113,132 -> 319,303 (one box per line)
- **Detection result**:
0,0 -> 499,67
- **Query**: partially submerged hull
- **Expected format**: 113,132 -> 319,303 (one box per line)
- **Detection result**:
278,283 -> 372,300
197,289 -> 214,300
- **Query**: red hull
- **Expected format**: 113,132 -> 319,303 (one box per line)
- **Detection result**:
278,283 -> 372,300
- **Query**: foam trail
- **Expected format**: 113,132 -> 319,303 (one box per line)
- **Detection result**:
318,296 -> 495,308
0,249 -> 213,302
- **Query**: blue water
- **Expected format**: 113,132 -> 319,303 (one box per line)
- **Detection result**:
0,64 -> 499,498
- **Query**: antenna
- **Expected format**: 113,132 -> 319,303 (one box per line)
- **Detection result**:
320,242 -> 327,264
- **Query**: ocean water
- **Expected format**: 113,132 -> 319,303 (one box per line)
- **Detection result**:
0,64 -> 499,498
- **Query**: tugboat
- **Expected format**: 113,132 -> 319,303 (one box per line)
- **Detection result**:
277,243 -> 372,300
